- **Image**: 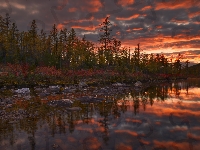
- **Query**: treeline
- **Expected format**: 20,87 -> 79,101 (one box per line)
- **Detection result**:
0,14 -> 189,75
182,63 -> 200,77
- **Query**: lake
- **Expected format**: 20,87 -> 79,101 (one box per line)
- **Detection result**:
0,79 -> 200,150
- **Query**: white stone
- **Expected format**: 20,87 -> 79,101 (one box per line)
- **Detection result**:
134,81 -> 142,87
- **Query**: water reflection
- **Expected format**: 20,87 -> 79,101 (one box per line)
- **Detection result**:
0,79 -> 200,150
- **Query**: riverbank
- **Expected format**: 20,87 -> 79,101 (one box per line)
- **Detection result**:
0,71 -> 187,89
0,64 -> 188,87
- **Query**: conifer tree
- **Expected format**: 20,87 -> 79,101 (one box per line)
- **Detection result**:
98,16 -> 113,67
0,13 -> 11,63
49,24 -> 59,67
10,22 -> 19,63
28,20 -> 38,66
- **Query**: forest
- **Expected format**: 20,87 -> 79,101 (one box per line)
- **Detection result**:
0,14 -> 192,86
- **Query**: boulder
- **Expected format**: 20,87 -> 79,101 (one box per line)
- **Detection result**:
78,81 -> 88,88
47,99 -> 73,107
134,81 -> 142,87
112,82 -> 124,87
14,88 -> 30,94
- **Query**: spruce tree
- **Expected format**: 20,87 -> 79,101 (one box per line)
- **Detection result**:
98,16 -> 113,67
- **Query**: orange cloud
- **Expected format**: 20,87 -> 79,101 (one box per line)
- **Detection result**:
63,16 -> 95,24
171,18 -> 190,24
117,0 -> 135,7
156,25 -> 162,29
71,25 -> 96,31
121,34 -> 200,51
141,5 -> 152,11
126,29 -> 132,32
120,33 -> 200,64
116,14 -> 140,20
188,11 -> 200,18
12,2 -> 26,10
133,27 -> 143,31
81,0 -> 103,12
169,126 -> 188,133
57,24 -> 64,30
68,7 -> 77,12
193,21 -> 200,25
115,143 -> 132,150
57,0 -> 68,10
155,0 -> 200,10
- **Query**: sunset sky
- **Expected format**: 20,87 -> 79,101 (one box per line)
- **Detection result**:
0,0 -> 200,65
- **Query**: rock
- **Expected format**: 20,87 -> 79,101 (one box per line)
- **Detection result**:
47,99 -> 73,107
38,92 -> 47,98
66,107 -> 82,111
14,88 -> 30,94
0,102 -> 5,105
24,95 -> 32,100
6,104 -> 12,108
78,81 -> 88,88
34,87 -> 43,93
49,85 -> 60,89
48,85 -> 60,93
8,120 -> 18,124
62,99 -> 73,103
112,82 -> 124,87
134,81 -> 142,87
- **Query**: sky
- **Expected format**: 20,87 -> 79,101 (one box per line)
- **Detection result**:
0,0 -> 200,65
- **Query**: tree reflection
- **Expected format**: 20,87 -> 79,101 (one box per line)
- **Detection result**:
0,80 -> 196,148
57,112 -> 66,134
81,102 -> 94,124
112,100 -> 121,119
140,90 -> 148,111
133,96 -> 140,115
98,99 -> 113,144
0,120 -> 15,146
67,112 -> 75,133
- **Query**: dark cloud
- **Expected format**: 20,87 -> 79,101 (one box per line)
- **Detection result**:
0,0 -> 199,63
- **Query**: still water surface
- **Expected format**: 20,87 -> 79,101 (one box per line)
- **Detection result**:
0,79 -> 200,150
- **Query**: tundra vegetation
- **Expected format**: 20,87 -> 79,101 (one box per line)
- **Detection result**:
0,14 -> 191,86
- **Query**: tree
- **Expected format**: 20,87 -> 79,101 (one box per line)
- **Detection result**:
112,38 -> 121,66
65,28 -> 77,69
28,20 -> 39,66
49,24 -> 59,67
38,29 -> 47,66
98,16 -> 113,67
9,22 -> 19,63
174,53 -> 182,74
59,28 -> 68,68
184,60 -> 189,76
133,43 -> 141,72
0,13 -> 11,64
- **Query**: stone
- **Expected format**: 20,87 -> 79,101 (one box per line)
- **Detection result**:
134,81 -> 142,87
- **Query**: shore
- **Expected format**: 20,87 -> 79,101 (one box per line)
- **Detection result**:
0,69 -> 189,88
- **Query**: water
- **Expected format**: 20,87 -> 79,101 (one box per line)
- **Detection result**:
0,79 -> 200,150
